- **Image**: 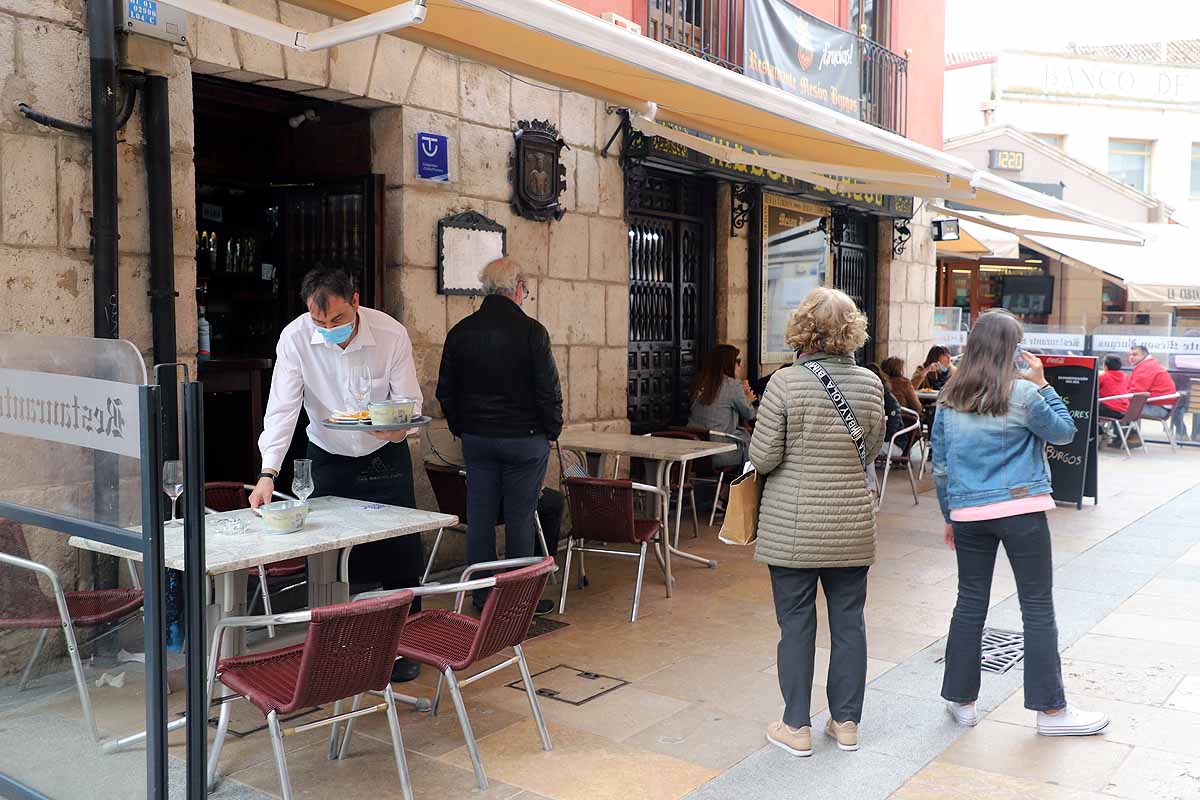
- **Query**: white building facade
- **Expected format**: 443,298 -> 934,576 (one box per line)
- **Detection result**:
945,46 -> 1200,224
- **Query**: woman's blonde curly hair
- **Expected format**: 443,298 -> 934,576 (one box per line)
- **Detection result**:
784,287 -> 869,356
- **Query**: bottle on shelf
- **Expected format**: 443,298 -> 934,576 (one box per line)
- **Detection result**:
198,305 -> 212,360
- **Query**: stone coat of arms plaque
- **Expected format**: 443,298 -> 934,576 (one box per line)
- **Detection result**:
510,119 -> 568,222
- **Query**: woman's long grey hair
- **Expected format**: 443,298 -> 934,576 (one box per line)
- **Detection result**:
939,310 -> 1024,416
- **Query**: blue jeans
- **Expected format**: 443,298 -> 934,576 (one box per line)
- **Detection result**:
941,512 -> 1065,711
461,433 -> 551,575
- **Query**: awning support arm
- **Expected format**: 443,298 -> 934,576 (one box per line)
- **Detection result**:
162,0 -> 427,51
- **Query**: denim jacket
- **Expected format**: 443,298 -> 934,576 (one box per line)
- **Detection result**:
932,380 -> 1076,522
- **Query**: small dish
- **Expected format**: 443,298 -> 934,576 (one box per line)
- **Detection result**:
259,500 -> 309,534
210,517 -> 246,536
368,398 -> 417,426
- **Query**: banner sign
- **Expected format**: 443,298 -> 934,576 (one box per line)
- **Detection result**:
628,121 -> 913,218
1023,332 -> 1087,351
1091,334 -> 1200,356
934,330 -> 968,347
744,0 -> 862,117
0,368 -> 140,457
1041,356 -> 1098,509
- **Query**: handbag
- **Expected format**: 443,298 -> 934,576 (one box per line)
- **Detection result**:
800,360 -> 873,492
717,461 -> 761,546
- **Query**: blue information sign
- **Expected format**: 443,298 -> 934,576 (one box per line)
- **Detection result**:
416,132 -> 450,182
128,0 -> 158,25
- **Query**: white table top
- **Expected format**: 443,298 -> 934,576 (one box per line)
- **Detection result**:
68,496 -> 457,576
557,431 -> 737,462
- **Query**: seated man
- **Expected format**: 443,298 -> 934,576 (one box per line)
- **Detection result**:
1098,355 -> 1130,420
1127,345 -> 1177,422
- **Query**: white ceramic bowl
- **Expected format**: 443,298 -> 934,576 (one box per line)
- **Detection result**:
368,398 -> 416,426
259,500 -> 309,534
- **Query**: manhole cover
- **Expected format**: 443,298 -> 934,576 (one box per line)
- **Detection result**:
527,616 -> 568,641
937,628 -> 1024,674
507,664 -> 628,706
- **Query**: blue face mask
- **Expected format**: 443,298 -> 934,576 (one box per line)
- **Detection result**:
938,362 -> 949,374
318,320 -> 354,345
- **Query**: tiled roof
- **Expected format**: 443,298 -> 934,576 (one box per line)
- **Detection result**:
945,50 -> 996,67
1065,39 -> 1200,65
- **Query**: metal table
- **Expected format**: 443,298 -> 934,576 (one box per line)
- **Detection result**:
556,431 -> 737,596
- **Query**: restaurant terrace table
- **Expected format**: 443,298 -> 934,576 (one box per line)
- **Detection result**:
70,496 -> 455,751
556,431 -> 737,596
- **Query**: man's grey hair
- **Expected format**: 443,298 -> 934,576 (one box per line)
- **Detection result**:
479,257 -> 523,296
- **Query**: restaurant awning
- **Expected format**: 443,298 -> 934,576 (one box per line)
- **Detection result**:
935,219 -> 1019,259
270,0 -> 1144,237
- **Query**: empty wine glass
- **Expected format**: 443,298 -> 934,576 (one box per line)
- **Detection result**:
292,459 -> 314,503
348,362 -> 371,413
162,460 -> 183,527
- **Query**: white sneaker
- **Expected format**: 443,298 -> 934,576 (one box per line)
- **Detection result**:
1036,705 -> 1110,736
946,701 -> 978,727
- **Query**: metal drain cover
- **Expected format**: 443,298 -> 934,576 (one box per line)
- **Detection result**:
935,628 -> 1025,674
507,664 -> 628,706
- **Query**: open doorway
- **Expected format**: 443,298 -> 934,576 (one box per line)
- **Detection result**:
191,75 -> 384,487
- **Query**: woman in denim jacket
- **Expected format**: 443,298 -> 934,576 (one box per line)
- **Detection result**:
932,310 -> 1109,736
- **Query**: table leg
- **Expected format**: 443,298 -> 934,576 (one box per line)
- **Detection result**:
664,458 -> 718,571
655,461 -> 673,597
307,550 -> 346,608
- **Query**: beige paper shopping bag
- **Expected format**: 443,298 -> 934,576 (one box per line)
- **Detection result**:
717,467 -> 761,546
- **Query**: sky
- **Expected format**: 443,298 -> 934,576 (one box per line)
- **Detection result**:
945,0 -> 1200,54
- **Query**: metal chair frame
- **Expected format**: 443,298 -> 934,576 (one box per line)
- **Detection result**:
1098,392 -> 1151,457
338,557 -> 555,791
558,480 -> 670,623
420,464 -> 556,586
0,550 -> 143,745
876,406 -> 923,508
695,429 -> 751,527
1145,392 -> 1184,451
205,599 -> 417,800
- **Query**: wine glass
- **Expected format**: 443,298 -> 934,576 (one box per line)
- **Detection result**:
292,459 -> 314,503
348,362 -> 372,413
162,460 -> 183,527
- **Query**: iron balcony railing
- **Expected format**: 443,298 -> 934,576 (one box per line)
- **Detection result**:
643,1 -> 908,137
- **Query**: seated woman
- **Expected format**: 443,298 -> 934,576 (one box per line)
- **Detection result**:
913,345 -> 955,391
1098,354 -> 1130,422
688,344 -> 756,470
867,363 -> 905,457
881,356 -> 921,414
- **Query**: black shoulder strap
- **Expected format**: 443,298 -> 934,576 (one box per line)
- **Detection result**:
801,360 -> 868,471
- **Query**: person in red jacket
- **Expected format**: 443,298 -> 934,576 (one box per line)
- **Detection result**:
1126,345 -> 1177,422
1097,355 -> 1130,419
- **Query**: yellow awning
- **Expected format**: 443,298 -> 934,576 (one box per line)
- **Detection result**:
285,0 -> 1143,237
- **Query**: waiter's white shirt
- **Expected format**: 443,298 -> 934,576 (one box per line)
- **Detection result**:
258,306 -> 423,471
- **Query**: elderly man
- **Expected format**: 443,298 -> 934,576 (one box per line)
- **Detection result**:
251,267 -> 425,682
436,258 -> 563,613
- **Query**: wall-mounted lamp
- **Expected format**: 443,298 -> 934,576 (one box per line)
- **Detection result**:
288,109 -> 319,129
892,219 -> 912,257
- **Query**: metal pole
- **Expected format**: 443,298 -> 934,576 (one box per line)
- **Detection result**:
144,74 -> 180,461
139,386 -> 168,799
182,382 -> 208,800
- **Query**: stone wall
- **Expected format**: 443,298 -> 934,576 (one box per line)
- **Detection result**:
714,182 -> 751,362
875,205 -> 938,369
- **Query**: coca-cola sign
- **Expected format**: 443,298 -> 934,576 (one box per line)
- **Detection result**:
744,0 -> 862,118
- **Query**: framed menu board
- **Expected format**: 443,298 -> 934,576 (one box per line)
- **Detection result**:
759,193 -> 831,365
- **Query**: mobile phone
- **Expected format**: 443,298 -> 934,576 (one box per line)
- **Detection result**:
1013,345 -> 1029,372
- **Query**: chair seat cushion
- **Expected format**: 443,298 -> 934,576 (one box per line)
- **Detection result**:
0,589 -> 143,630
218,644 -> 304,715
633,519 -> 662,542
395,610 -> 481,672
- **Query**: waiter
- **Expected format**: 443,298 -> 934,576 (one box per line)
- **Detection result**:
250,267 -> 424,682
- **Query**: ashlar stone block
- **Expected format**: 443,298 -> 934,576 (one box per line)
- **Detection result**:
561,93 -> 597,150
568,346 -> 598,422
328,32 -> 377,97
597,347 -> 627,420
589,216 -> 628,283
1,134 -> 57,247
392,266 -> 446,345
460,61 -> 511,128
510,76 -> 560,128
540,279 -> 604,346
458,122 -> 511,201
279,3 -> 329,87
407,48 -> 459,115
368,35 -> 423,105
605,284 -> 628,348
548,213 -> 589,281
574,151 -> 600,214
229,0 -> 285,79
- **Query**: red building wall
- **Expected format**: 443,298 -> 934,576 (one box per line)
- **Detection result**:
559,0 -> 944,150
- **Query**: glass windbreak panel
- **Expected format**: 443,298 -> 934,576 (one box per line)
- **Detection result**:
760,194 -> 830,365
0,333 -> 152,799
1021,323 -> 1088,355
932,306 -> 966,353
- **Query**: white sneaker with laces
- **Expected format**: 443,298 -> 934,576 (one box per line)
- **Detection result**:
1037,705 -> 1110,736
946,701 -> 978,727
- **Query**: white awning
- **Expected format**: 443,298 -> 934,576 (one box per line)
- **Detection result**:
935,219 -> 1019,259
260,0 -> 1146,237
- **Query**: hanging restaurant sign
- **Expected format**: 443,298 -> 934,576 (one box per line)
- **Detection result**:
744,0 -> 862,118
625,121 -> 912,218
510,119 -> 568,222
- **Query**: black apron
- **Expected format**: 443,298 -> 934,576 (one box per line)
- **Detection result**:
308,439 -> 424,596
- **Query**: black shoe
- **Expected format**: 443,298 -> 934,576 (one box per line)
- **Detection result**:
390,657 -> 421,683
534,599 -> 556,616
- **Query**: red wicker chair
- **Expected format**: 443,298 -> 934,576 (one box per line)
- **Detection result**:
421,463 -> 555,585
204,481 -> 306,637
205,591 -> 416,800
334,556 -> 556,791
558,477 -> 668,623
0,519 -> 143,743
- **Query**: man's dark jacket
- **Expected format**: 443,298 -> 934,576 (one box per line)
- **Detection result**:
436,294 -> 563,439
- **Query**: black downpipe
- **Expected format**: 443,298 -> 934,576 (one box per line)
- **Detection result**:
88,0 -> 120,592
144,75 -> 180,460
